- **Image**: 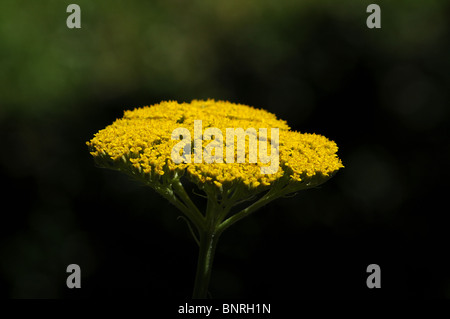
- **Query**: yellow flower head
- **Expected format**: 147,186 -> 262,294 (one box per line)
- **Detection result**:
87,99 -> 343,195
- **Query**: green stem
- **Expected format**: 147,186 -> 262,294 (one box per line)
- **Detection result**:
156,187 -> 194,222
192,192 -> 221,299
190,181 -> 306,298
217,193 -> 276,235
217,182 -> 297,235
172,181 -> 205,231
192,230 -> 219,299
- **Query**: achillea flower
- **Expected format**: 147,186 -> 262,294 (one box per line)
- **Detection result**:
87,99 -> 343,298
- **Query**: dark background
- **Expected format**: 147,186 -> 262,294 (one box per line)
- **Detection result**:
1,0 -> 449,299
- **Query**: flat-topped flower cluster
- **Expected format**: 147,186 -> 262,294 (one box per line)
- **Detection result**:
87,100 -> 342,193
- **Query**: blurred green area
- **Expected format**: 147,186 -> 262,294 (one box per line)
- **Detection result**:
1,0 -> 448,118
0,0 -> 449,298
